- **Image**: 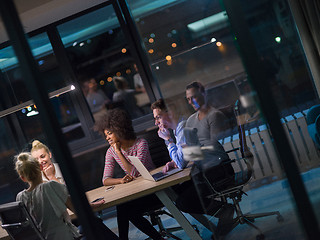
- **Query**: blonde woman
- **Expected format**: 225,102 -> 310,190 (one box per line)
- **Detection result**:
31,140 -> 64,184
15,152 -> 82,239
14,152 -> 118,240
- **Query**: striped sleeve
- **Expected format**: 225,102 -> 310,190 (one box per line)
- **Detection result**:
129,138 -> 155,176
102,148 -> 116,183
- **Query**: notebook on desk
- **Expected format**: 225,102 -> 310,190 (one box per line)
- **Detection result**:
128,156 -> 183,182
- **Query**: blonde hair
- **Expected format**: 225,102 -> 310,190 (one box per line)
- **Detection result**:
15,152 -> 41,182
31,140 -> 50,154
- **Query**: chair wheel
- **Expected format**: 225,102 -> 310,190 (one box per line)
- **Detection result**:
277,215 -> 284,222
256,234 -> 265,240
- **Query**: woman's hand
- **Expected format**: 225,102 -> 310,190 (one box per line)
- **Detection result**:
43,163 -> 56,180
111,141 -> 122,153
120,174 -> 134,184
90,199 -> 105,209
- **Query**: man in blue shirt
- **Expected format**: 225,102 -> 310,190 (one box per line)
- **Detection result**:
152,99 -> 188,172
151,99 -> 235,237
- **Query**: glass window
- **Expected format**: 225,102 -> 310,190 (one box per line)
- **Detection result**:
0,33 -> 85,202
57,4 -> 151,122
128,0 -> 317,238
0,114 -> 25,204
240,0 -> 317,114
0,33 -> 85,144
234,0 -> 320,232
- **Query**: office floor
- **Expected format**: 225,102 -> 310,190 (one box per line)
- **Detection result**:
101,167 -> 320,240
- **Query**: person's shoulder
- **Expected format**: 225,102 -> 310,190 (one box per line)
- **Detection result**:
43,181 -> 67,195
106,146 -> 115,156
177,119 -> 187,128
186,112 -> 197,127
16,190 -> 26,200
136,137 -> 148,145
208,107 -> 226,117
113,91 -> 120,97
97,89 -> 108,97
186,112 -> 197,122
135,138 -> 149,152
43,180 -> 64,189
208,107 -> 220,113
42,180 -> 58,187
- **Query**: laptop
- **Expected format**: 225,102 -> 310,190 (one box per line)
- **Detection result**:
128,156 -> 183,182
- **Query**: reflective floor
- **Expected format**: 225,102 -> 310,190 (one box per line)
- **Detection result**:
102,167 -> 320,240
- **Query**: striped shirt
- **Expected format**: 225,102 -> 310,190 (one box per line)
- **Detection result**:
102,138 -> 155,183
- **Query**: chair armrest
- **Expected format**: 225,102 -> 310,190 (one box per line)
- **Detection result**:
225,147 -> 240,154
220,159 -> 236,165
2,221 -> 29,229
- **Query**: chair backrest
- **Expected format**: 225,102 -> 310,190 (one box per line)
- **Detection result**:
138,128 -> 171,168
0,201 -> 45,240
306,104 -> 320,148
233,100 -> 254,184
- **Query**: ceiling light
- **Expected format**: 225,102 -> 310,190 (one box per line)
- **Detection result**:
0,84 -> 76,119
187,11 -> 228,33
27,110 -> 39,117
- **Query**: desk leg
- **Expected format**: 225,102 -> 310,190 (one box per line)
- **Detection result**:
155,189 -> 202,240
190,213 -> 216,233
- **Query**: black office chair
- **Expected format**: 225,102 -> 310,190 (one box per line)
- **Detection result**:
199,100 -> 283,240
139,128 -> 199,240
306,104 -> 320,149
0,201 -> 45,240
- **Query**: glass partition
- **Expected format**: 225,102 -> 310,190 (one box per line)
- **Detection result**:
229,0 -> 320,235
0,33 -> 84,144
128,0 -> 319,238
0,35 -> 84,203
0,0 -> 319,238
57,4 -> 151,122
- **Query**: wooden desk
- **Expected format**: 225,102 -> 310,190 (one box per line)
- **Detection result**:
84,166 -> 202,240
0,229 -> 9,240
84,167 -> 191,210
0,167 -> 202,240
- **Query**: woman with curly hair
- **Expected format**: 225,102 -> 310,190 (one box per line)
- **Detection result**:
94,108 -> 163,240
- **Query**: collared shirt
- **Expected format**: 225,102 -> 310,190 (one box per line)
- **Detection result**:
166,119 -> 188,169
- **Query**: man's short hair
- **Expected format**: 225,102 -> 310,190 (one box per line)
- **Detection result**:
186,81 -> 205,94
151,98 -> 167,112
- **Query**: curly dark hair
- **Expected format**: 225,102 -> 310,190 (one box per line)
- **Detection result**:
94,108 -> 136,140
